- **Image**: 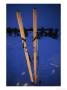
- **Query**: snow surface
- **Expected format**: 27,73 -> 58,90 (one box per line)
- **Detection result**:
6,32 -> 60,86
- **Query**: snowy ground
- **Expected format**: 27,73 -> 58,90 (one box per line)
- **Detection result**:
6,32 -> 61,86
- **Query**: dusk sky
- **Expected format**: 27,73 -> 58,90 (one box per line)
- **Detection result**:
6,4 -> 60,29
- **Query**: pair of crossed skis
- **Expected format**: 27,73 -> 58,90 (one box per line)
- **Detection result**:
16,8 -> 38,84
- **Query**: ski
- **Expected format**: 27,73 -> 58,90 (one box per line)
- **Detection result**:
16,11 -> 34,83
33,8 -> 38,83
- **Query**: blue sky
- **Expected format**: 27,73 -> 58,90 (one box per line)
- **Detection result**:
6,4 -> 60,29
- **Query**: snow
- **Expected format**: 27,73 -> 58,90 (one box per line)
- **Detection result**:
6,32 -> 60,86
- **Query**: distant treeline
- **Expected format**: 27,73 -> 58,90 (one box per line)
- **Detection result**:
6,27 -> 60,39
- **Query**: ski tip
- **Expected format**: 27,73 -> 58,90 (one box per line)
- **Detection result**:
16,10 -> 21,16
33,8 -> 36,10
16,9 -> 21,13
